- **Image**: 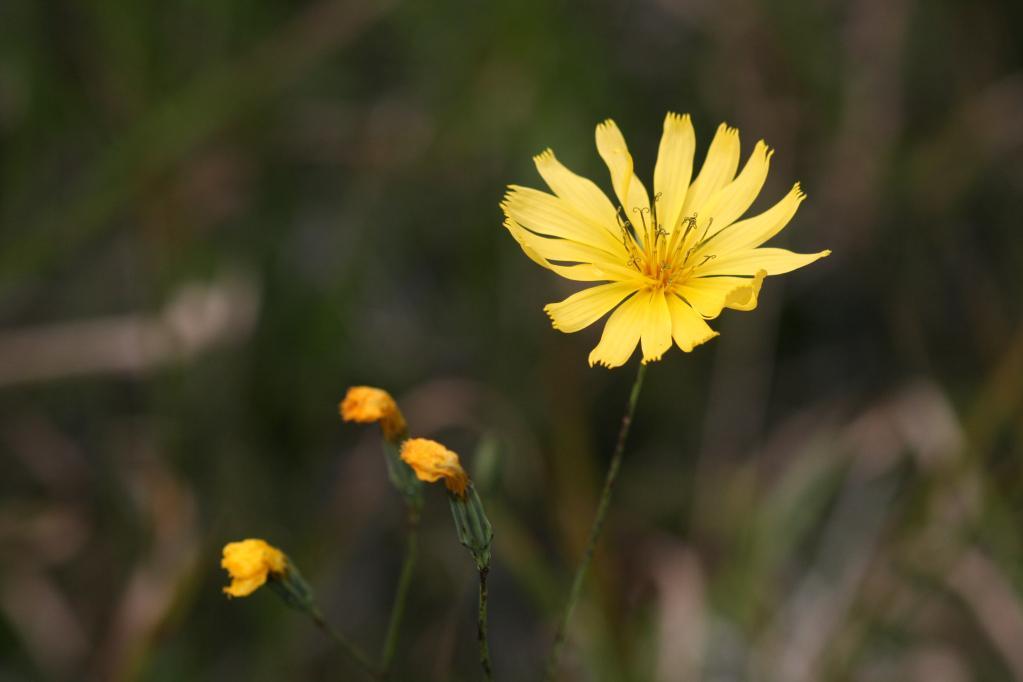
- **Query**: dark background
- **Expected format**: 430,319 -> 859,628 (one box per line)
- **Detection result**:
2,0 -> 1023,680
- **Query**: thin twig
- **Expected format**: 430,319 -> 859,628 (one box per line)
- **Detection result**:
478,566 -> 494,681
544,361 -> 648,681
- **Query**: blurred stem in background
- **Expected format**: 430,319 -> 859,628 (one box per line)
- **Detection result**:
309,607 -> 381,681
545,362 -> 648,681
379,500 -> 422,677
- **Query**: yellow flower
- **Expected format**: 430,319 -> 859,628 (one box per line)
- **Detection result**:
400,438 -> 469,497
502,112 -> 830,368
221,539 -> 287,598
340,386 -> 408,441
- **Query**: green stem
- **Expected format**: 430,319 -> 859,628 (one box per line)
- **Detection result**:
544,361 -> 648,681
478,566 -> 494,681
380,502 -> 422,677
310,608 -> 381,680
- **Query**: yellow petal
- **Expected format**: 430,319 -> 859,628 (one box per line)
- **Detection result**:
504,219 -> 638,282
502,186 -> 627,257
653,112 -> 696,234
544,282 -> 641,333
639,291 -> 673,363
508,238 -> 611,282
223,575 -> 266,598
681,123 -> 740,218
706,183 -> 806,255
677,270 -> 767,318
587,292 -> 648,368
595,119 -> 651,232
666,295 -> 719,352
696,140 -> 772,238
504,219 -> 625,268
340,386 -> 407,441
221,539 -> 287,598
533,149 -> 620,233
724,270 -> 767,311
400,438 -> 469,497
697,248 -> 831,277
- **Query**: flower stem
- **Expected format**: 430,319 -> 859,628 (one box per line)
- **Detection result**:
478,566 -> 494,681
310,607 -> 381,680
544,361 -> 648,681
379,502 -> 422,677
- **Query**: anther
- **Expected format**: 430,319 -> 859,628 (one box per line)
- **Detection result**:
633,206 -> 650,242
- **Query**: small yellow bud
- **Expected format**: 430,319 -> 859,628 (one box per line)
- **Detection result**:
221,539 -> 287,598
400,438 -> 469,497
340,386 -> 408,442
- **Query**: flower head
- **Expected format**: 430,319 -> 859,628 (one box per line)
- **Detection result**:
502,112 -> 830,368
400,438 -> 469,497
221,539 -> 287,598
340,386 -> 407,441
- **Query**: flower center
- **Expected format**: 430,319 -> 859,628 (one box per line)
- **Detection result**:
617,194 -> 719,291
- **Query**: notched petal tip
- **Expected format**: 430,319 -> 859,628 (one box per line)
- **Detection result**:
664,111 -> 692,126
716,122 -> 739,137
680,329 -> 720,353
542,304 -> 566,332
532,148 -> 555,164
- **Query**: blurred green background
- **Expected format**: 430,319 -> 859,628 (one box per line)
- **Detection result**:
3,0 -> 1023,680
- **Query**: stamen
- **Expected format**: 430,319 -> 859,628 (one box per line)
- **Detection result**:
614,206 -> 628,229
633,206 -> 652,249
699,216 -> 714,243
618,220 -> 644,272
651,192 -> 662,238
666,213 -> 698,269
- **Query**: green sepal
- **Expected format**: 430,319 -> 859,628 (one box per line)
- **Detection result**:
267,558 -> 315,613
448,483 -> 493,571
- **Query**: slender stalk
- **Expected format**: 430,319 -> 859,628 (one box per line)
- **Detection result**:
544,361 -> 648,681
478,566 -> 494,681
310,608 -> 381,680
380,502 -> 422,677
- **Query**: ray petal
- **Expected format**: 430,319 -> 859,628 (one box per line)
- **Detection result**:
502,186 -> 628,257
705,183 -> 806,255
677,270 -> 767,318
587,292 -> 648,368
681,123 -> 740,218
504,219 -> 627,270
640,290 -> 673,363
697,140 -> 773,237
533,149 -> 620,233
595,119 -> 651,235
666,295 -> 719,352
504,219 -> 623,282
544,281 -> 641,333
653,112 -> 696,234
696,248 -> 830,277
